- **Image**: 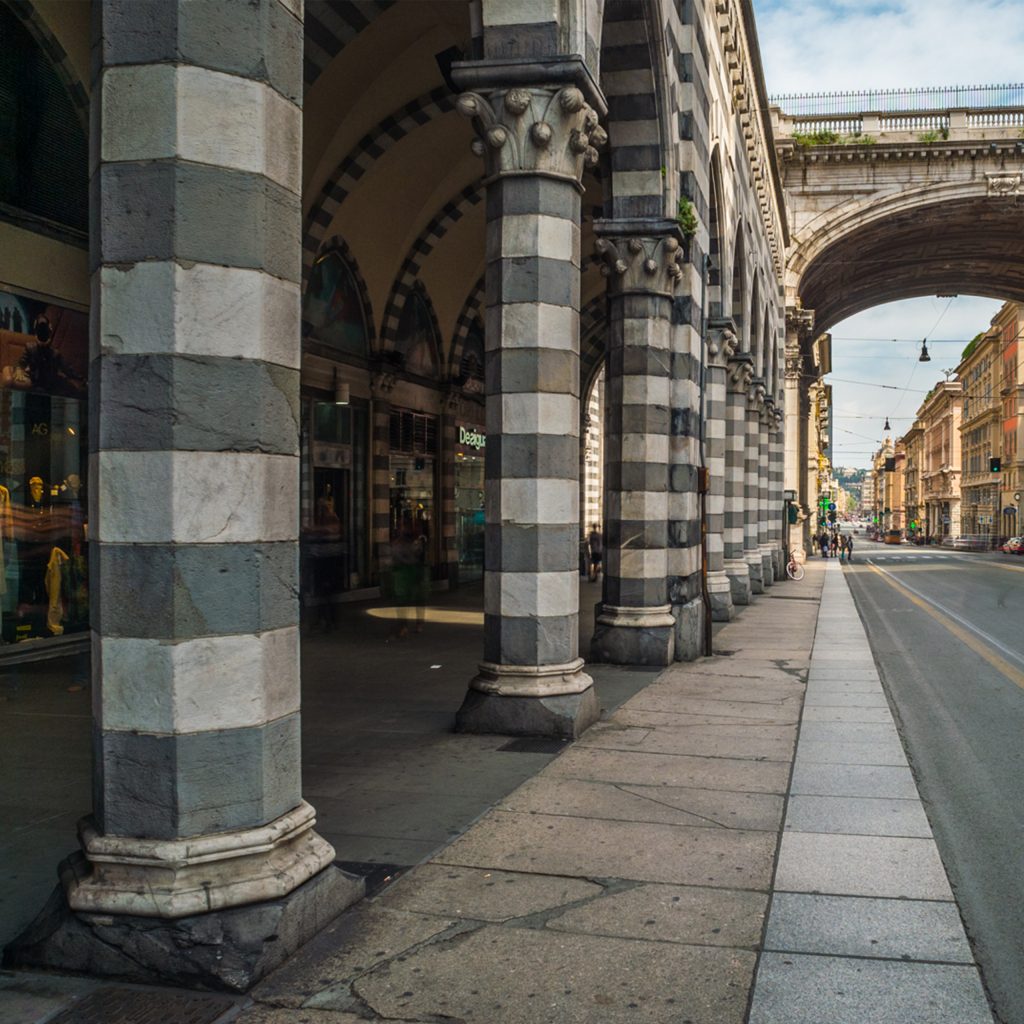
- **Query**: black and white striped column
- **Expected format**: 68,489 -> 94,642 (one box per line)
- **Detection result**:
8,0 -> 361,989
768,400 -> 785,577
705,320 -> 738,621
454,72 -> 606,737
590,222 -> 683,666
757,393 -> 775,588
725,353 -> 753,604
745,378 -> 767,594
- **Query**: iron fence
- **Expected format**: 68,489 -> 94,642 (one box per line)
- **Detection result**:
770,84 -> 1024,116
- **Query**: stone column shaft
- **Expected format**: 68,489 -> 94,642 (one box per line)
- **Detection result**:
704,320 -> 737,621
453,76 -> 606,737
757,393 -> 774,588
590,225 -> 683,666
745,378 -> 766,594
724,353 -> 753,604
7,0 -> 360,990
768,404 -> 785,579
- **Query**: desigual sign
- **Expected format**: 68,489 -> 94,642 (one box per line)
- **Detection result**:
459,426 -> 486,450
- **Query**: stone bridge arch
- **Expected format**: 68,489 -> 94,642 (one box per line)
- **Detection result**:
783,143 -> 1024,333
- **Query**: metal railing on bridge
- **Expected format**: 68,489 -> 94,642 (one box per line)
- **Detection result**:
769,84 -> 1024,141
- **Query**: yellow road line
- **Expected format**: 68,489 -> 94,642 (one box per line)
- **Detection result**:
865,563 -> 1024,692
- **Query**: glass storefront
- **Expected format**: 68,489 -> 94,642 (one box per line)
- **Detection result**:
0,290 -> 88,647
389,409 -> 438,568
454,425 -> 485,583
300,396 -> 368,624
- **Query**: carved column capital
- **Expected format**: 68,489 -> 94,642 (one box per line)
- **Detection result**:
785,304 -> 816,338
987,171 -> 1023,196
592,230 -> 684,297
727,352 -> 754,393
748,376 -> 767,412
706,317 -> 740,367
457,85 -> 606,186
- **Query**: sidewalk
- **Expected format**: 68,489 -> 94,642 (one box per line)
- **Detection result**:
0,561 -> 995,1023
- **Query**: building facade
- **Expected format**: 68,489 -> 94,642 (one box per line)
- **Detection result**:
994,302 -> 1024,539
1,0 -> 792,989
900,421 -> 924,541
956,326 -> 1002,542
919,383 -> 963,543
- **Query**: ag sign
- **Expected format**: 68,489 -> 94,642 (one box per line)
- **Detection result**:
459,426 -> 486,450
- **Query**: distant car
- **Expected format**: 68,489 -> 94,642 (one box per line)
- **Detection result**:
953,535 -> 988,551
1001,536 -> 1024,555
883,529 -> 902,545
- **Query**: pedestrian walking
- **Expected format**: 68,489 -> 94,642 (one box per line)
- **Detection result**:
830,533 -> 839,558
819,531 -> 829,558
846,533 -> 854,563
587,523 -> 603,582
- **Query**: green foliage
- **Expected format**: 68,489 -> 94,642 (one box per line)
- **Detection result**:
961,332 -> 985,360
793,129 -> 841,147
676,197 -> 698,237
918,127 -> 949,143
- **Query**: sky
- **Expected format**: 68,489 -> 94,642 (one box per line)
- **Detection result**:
752,0 -> 1024,467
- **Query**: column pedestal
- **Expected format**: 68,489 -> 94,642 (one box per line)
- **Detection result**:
724,559 -> 751,605
672,597 -> 705,661
457,660 -> 599,738
591,604 -> 675,665
707,569 -> 735,621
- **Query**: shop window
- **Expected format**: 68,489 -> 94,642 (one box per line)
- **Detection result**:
457,319 -> 485,393
0,7 -> 88,233
303,250 -> 371,357
395,287 -> 439,379
0,289 -> 88,645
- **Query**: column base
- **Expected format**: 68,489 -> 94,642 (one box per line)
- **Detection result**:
3,861 -> 363,993
745,550 -> 765,594
724,559 -> 752,605
591,605 -> 675,666
771,545 -> 785,581
707,570 -> 735,621
457,659 -> 599,738
672,597 -> 705,661
759,546 -> 775,588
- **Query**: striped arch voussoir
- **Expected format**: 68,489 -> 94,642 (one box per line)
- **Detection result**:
303,0 -> 394,90
380,182 -> 484,351
449,276 -> 485,378
302,86 -> 457,285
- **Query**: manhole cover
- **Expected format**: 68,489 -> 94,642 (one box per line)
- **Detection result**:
50,987 -> 233,1024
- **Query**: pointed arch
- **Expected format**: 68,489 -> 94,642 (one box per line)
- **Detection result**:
707,147 -> 727,320
302,235 -> 376,357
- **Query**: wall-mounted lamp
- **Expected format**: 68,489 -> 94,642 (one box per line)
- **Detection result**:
333,368 -> 350,406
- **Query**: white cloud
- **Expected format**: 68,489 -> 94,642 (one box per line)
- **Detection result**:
753,0 -> 1024,95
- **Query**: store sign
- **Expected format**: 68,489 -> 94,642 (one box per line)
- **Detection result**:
459,426 -> 486,450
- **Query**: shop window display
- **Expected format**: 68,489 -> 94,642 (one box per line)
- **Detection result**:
0,289 -> 88,646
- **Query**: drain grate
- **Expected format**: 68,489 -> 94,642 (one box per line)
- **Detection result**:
50,988 -> 233,1024
498,737 -> 569,754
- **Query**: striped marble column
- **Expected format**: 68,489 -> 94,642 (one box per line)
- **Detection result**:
704,319 -> 738,621
453,72 -> 606,737
768,400 -> 786,578
590,222 -> 683,666
745,378 -> 767,594
724,353 -> 753,604
6,0 -> 361,990
757,393 -> 775,588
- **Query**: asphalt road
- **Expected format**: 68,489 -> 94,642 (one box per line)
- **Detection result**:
839,537 -> 1024,1024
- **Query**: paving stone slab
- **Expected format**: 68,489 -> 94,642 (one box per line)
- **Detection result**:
578,721 -> 797,762
794,739 -> 908,767
373,864 -> 602,922
234,1008 -> 367,1023
796,721 -> 902,744
622,680 -> 804,705
802,690 -> 890,708
749,953 -> 992,1024
764,893 -> 974,962
800,706 -> 894,724
610,705 -> 800,727
251,905 -> 457,1008
435,810 -> 777,890
784,794 -> 932,837
501,776 -> 785,831
774,832 -> 954,900
349,924 -> 757,1024
546,747 -> 791,793
789,762 -> 918,799
547,882 -> 768,948
805,668 -> 881,680
803,678 -> 883,693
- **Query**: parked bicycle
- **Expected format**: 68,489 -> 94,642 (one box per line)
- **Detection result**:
785,554 -> 805,580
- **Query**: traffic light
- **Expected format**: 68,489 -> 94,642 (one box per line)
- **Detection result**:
828,510 -> 837,523
990,457 -> 1002,473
